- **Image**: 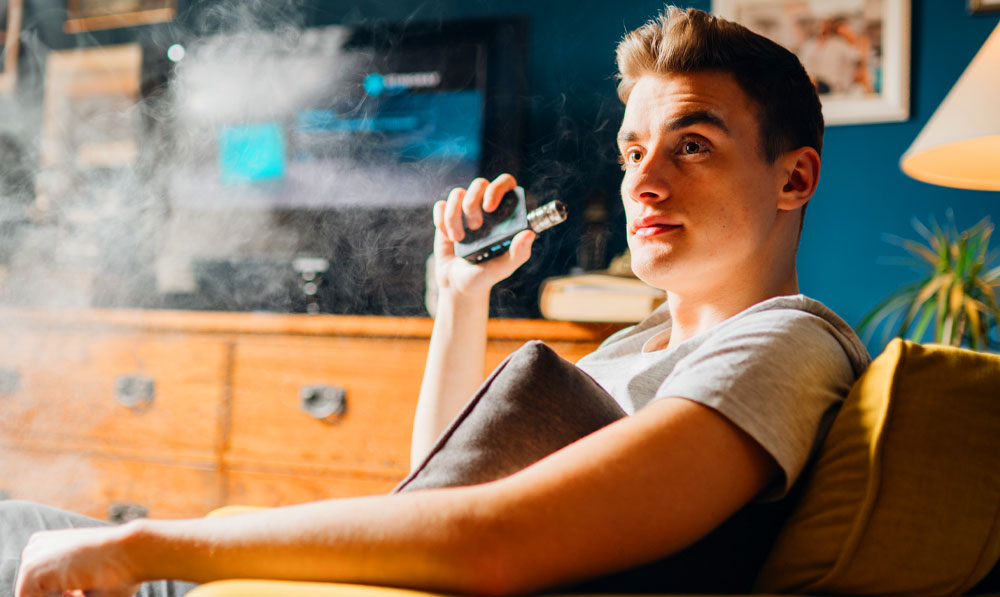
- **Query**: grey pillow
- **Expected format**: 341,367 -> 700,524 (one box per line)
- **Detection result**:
393,340 -> 794,594
394,340 -> 626,492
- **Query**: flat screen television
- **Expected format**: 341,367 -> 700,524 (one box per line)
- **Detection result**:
141,18 -> 527,315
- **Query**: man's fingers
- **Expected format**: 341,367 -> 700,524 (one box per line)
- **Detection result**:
461,177 -> 490,230
432,200 -> 447,234
12,574 -> 45,597
442,188 -> 466,242
84,587 -> 140,597
483,174 -> 518,212
480,230 -> 535,280
507,229 -> 536,266
441,175 -> 518,243
433,203 -> 456,258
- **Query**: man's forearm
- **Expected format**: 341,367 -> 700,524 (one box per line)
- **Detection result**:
125,489 -> 498,594
411,288 -> 491,467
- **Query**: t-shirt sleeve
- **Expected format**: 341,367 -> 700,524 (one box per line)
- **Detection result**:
655,311 -> 856,500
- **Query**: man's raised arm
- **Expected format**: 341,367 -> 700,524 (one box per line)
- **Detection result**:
410,173 -> 536,468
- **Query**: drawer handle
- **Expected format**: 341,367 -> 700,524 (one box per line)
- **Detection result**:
107,502 -> 148,524
0,368 -> 19,395
114,375 -> 156,410
299,385 -> 347,423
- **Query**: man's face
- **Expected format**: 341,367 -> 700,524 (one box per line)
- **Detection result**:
617,71 -> 787,295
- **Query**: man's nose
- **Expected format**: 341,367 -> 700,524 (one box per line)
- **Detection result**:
625,152 -> 671,205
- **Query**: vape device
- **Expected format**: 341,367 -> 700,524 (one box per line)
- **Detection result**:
455,186 -> 568,263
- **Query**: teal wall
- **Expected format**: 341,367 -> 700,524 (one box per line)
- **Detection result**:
23,1 -> 999,345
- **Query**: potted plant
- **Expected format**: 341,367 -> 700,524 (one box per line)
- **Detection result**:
859,212 -> 1000,351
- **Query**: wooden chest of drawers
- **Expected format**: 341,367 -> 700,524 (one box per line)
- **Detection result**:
0,309 -> 620,520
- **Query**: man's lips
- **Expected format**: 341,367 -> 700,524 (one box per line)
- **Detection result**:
630,216 -> 683,237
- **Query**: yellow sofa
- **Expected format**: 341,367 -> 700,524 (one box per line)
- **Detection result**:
187,339 -> 1000,596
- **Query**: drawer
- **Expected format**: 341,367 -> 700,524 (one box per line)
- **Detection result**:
0,446 -> 223,520
0,329 -> 227,459
225,468 -> 402,508
227,335 -> 426,475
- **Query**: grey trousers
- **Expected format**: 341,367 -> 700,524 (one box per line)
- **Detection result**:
0,500 -> 197,597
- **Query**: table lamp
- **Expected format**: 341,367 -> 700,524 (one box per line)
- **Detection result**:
900,21 -> 1000,191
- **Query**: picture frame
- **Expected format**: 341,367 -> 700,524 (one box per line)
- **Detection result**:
0,0 -> 24,94
64,0 -> 176,34
969,0 -> 1000,14
713,0 -> 911,125
37,44 -> 142,214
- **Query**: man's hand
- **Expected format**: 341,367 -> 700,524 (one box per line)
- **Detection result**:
15,525 -> 142,597
432,173 -> 535,298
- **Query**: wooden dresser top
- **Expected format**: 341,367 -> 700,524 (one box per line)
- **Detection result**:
0,308 -> 626,341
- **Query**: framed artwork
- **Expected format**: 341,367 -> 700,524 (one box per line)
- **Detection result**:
0,0 -> 23,94
969,0 -> 1000,13
713,0 -> 911,125
37,44 -> 142,213
64,0 -> 176,33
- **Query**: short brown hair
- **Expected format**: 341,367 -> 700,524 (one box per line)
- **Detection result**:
616,6 -> 824,163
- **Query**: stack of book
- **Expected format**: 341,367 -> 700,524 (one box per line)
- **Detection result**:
538,273 -> 666,323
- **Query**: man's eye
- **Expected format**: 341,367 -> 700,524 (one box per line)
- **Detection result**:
680,140 -> 707,155
618,150 -> 643,169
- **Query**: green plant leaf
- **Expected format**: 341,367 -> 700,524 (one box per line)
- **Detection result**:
901,272 -> 951,335
929,214 -> 946,252
910,301 -> 937,342
912,216 -> 936,246
966,298 -> 983,350
858,280 -> 928,343
934,273 -> 954,343
899,239 -> 938,266
976,281 -> 1000,325
867,214 -> 999,351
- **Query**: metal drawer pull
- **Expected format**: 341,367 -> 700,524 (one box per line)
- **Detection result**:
114,375 -> 156,410
299,385 -> 347,423
107,502 -> 148,524
0,368 -> 19,395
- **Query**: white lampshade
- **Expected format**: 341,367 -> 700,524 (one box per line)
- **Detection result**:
900,22 -> 1000,191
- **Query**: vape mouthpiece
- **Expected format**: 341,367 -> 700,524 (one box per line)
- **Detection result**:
527,200 -> 568,233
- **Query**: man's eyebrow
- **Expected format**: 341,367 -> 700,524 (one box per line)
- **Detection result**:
617,130 -> 639,146
617,110 -> 731,147
667,110 -> 730,134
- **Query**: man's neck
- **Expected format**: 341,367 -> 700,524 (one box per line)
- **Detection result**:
664,273 -> 800,350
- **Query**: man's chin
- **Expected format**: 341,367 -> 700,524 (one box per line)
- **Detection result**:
629,260 -> 673,292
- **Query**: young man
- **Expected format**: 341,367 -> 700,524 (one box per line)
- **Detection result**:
6,7 -> 868,597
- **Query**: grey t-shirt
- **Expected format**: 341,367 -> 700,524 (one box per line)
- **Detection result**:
576,294 -> 871,499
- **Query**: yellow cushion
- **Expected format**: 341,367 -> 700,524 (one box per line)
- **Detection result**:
755,339 -> 1000,595
187,580 -> 449,597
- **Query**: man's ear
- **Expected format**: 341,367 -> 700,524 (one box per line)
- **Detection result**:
776,147 -> 821,211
